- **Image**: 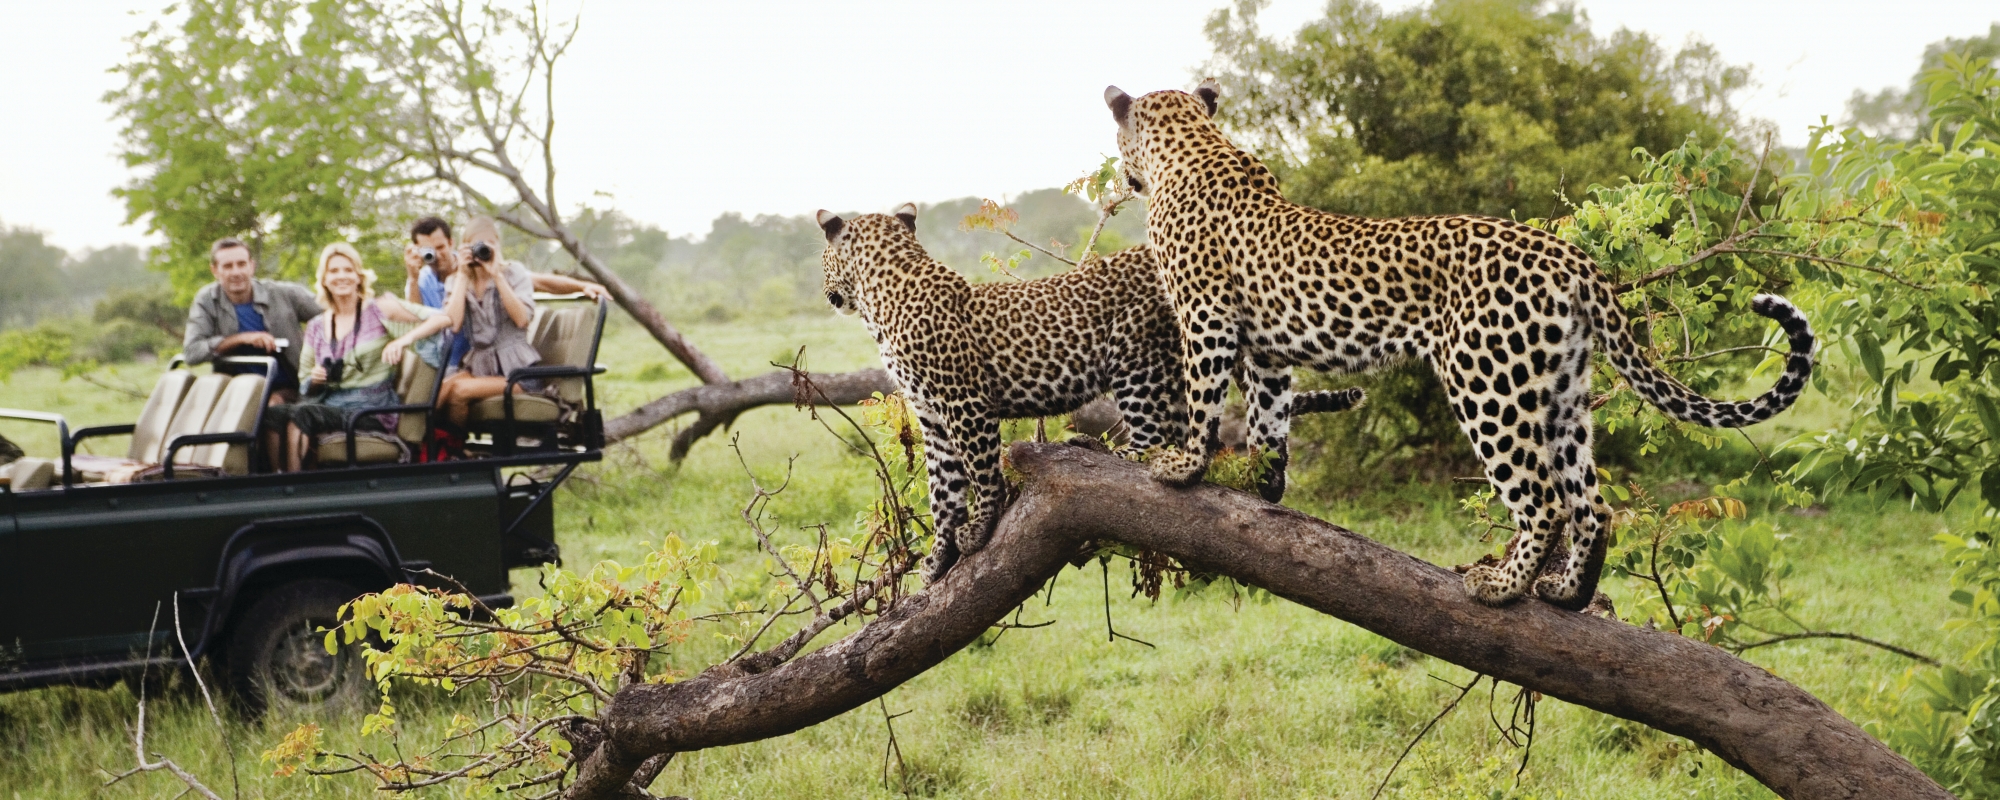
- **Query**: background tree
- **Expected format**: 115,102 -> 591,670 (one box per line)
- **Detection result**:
107,0 -> 413,301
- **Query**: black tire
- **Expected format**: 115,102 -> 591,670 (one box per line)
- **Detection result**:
225,579 -> 373,717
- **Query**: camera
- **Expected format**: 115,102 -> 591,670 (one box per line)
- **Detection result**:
469,241 -> 495,265
321,357 -> 345,386
418,247 -> 438,265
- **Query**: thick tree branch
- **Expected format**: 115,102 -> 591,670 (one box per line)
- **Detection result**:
602,368 -> 897,454
562,442 -> 1948,800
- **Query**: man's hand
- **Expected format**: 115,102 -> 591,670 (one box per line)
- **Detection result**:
579,282 -> 610,301
220,331 -> 278,353
403,243 -> 425,277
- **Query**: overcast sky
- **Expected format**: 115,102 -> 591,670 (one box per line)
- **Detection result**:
1,1 -> 1995,253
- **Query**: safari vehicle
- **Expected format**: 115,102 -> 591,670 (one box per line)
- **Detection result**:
0,295 -> 607,713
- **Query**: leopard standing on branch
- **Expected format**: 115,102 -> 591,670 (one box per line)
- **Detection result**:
817,204 -> 1362,582
1100,80 -> 1816,609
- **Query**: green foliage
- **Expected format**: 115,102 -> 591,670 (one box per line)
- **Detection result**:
265,537 -> 728,786
0,223 -> 71,327
93,284 -> 186,341
1206,0 -> 1742,219
0,324 -> 76,381
1784,55 -> 2000,517
107,0 -> 408,301
1891,529 -> 2000,795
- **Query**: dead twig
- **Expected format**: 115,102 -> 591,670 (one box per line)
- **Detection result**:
1371,673 -> 1483,800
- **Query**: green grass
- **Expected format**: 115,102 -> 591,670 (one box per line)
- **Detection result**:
0,312 -> 1972,799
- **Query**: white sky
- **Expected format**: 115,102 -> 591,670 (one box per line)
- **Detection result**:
1,1 -> 1994,253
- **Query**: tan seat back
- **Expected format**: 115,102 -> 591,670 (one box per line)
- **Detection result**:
528,300 -> 602,405
162,374 -> 229,465
129,369 -> 194,463
7,458 -> 56,491
188,373 -> 266,473
394,348 -> 440,443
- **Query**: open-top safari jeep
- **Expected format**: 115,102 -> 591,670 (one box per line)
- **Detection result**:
0,295 -> 608,713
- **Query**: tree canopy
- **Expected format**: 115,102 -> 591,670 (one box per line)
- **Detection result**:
1203,0 -> 1746,220
106,0 -> 410,301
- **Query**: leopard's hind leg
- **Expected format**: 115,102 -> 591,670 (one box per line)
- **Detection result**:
1239,353 -> 1295,503
1535,326 -> 1614,610
1443,334 -> 1573,606
1110,358 -> 1189,458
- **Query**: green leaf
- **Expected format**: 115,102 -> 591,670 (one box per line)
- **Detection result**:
1856,334 -> 1886,385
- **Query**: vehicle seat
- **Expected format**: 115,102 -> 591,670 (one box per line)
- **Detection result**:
70,367 -> 197,483
130,367 -> 195,463
314,348 -> 437,466
182,373 -> 265,475
467,299 -> 599,427
4,457 -> 55,491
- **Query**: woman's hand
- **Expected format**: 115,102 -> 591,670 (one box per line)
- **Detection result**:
311,364 -> 329,385
383,335 -> 411,367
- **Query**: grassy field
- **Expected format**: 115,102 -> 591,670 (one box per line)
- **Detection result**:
0,312 -> 1969,799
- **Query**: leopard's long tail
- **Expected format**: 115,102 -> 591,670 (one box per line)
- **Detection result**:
1586,282 -> 1815,428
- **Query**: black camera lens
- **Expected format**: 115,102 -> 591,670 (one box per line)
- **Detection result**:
419,247 -> 438,265
470,241 -> 494,264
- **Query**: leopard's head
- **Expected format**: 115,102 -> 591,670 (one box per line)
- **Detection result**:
817,203 -> 921,318
1104,78 -> 1221,198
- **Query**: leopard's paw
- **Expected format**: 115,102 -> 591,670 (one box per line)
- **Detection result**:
1147,449 -> 1207,486
920,535 -> 962,586
1462,564 -> 1527,606
1534,573 -> 1596,612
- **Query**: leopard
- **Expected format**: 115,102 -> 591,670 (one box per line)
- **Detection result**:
817,204 -> 1363,583
1100,80 -> 1817,609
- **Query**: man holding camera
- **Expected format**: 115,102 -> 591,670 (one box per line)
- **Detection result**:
184,237 -> 320,403
403,215 -> 607,317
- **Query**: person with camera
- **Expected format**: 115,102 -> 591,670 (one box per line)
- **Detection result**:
261,242 -> 452,472
183,237 -> 322,403
403,214 -> 608,315
433,218 -> 550,439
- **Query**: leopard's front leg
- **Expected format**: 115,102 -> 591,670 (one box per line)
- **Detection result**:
913,397 -> 1004,584
911,399 -> 970,584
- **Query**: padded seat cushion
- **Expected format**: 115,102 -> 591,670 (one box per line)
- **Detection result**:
468,393 -> 562,424
315,433 -> 407,465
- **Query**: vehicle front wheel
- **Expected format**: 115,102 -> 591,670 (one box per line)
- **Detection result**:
225,579 -> 373,717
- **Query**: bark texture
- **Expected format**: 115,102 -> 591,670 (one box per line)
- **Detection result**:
566,442 -> 1951,800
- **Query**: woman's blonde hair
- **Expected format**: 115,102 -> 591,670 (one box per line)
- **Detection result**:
313,242 -> 376,310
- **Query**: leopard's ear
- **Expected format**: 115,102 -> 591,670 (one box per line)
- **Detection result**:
1194,78 -> 1220,117
815,210 -> 845,242
893,203 -> 917,234
1105,85 -> 1132,127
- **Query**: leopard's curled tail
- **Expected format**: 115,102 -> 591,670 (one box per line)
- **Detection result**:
1587,280 -> 1816,428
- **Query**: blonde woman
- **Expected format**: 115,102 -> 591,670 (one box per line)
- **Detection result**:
262,243 -> 452,472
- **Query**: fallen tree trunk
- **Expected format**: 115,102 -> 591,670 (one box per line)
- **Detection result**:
602,368 -> 897,456
563,441 -> 1948,799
